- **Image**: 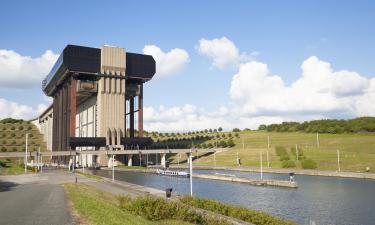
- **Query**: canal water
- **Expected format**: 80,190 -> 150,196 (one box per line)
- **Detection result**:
91,169 -> 375,225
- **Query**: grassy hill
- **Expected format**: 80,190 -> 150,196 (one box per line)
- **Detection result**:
154,130 -> 375,173
0,119 -> 48,175
0,120 -> 46,153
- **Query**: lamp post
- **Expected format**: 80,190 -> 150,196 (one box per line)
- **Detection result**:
24,133 -> 29,174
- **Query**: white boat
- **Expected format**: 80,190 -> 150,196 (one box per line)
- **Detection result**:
156,169 -> 190,177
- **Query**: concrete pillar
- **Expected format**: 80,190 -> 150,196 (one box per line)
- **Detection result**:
161,153 -> 166,168
130,97 -> 134,137
128,154 -> 133,167
138,84 -> 143,137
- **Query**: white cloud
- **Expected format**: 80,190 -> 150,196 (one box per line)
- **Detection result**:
0,98 -> 34,119
143,45 -> 189,78
143,54 -> 375,132
144,104 -> 231,132
229,56 -> 374,118
197,37 -> 255,69
0,49 -> 59,88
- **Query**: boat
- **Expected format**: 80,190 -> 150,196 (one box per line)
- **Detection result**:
156,169 -> 190,177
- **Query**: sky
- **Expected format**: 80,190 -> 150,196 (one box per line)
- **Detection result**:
0,0 -> 374,131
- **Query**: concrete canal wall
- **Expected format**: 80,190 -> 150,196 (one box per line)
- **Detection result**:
171,165 -> 375,180
104,167 -> 297,188
192,173 -> 297,188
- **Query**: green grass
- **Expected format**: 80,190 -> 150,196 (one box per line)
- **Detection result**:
180,196 -> 296,225
64,183 -> 194,225
168,131 -> 375,173
0,159 -> 31,175
76,171 -> 103,181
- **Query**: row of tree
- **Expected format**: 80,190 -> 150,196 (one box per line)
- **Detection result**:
259,117 -> 375,133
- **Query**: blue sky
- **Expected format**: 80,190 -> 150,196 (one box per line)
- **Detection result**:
0,1 -> 374,131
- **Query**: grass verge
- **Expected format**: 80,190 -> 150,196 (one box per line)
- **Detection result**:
180,196 -> 297,225
63,183 -> 194,225
0,159 -> 31,175
76,171 -> 103,181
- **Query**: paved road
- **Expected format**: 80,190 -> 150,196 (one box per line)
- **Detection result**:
0,171 -> 79,225
0,183 -> 73,225
0,169 -> 165,225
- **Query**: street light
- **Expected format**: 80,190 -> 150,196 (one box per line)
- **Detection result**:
24,133 -> 29,174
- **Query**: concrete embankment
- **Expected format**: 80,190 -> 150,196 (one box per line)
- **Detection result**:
171,165 -> 375,180
192,173 -> 297,188
104,167 -> 297,188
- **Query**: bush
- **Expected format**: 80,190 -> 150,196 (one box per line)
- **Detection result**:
10,126 -> 15,130
2,140 -> 6,145
279,155 -> 290,161
290,146 -> 305,160
276,146 -> 290,161
10,133 -> 16,138
118,195 -> 228,225
180,196 -> 296,225
18,126 -> 24,130
282,160 -> 296,168
275,146 -> 287,156
1,147 -> 7,152
227,139 -> 235,147
301,159 -> 317,169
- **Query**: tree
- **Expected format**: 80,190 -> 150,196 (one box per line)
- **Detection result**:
218,127 -> 223,132
258,124 -> 267,130
209,128 -> 213,133
232,128 -> 241,132
213,129 -> 217,132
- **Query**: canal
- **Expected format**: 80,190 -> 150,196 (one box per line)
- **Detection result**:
91,169 -> 375,225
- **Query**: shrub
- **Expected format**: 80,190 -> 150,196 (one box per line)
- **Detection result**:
280,155 -> 290,161
207,143 -> 213,148
227,139 -> 235,147
282,160 -> 296,168
301,159 -> 317,169
18,126 -> 24,130
118,195 -> 228,225
180,196 -> 296,225
2,127 -> 6,131
10,126 -> 15,130
11,140 -> 16,145
219,140 -> 227,148
290,146 -> 305,160
27,126 -> 33,130
1,147 -> 7,152
10,133 -> 16,138
275,146 -> 287,156
12,147 -> 17,152
2,140 -> 6,145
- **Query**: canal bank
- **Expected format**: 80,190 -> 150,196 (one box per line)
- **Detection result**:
170,165 -> 375,180
91,168 -> 375,225
102,167 -> 297,188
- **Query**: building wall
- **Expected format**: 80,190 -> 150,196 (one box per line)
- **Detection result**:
75,96 -> 97,167
39,107 -> 53,152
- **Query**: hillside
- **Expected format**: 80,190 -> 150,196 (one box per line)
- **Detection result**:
158,130 -> 375,173
0,119 -> 47,153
